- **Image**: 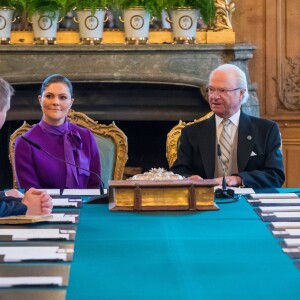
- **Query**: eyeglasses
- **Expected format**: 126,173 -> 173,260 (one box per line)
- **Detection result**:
206,86 -> 241,95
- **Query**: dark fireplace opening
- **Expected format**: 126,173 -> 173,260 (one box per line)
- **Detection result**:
8,82 -> 210,121
1,82 -> 211,189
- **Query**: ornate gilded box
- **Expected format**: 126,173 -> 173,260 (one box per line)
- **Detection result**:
109,179 -> 218,211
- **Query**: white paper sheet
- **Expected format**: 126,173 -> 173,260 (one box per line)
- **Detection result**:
250,193 -> 298,199
262,212 -> 300,218
249,198 -> 300,204
271,222 -> 300,229
62,189 -> 107,196
0,276 -> 63,287
0,246 -> 72,262
259,206 -> 300,212
0,229 -> 75,240
48,214 -> 77,223
52,198 -> 81,207
273,229 -> 300,236
283,247 -> 300,253
283,238 -> 300,247
38,189 -> 60,196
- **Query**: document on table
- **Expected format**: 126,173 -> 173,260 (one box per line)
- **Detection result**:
0,246 -> 74,262
282,247 -> 300,258
259,206 -> 300,212
271,222 -> 300,229
48,213 -> 79,224
248,198 -> 300,206
52,198 -> 82,208
272,228 -> 300,238
0,276 -> 63,287
38,189 -> 61,196
0,228 -> 76,241
249,193 -> 299,199
62,188 -> 107,196
257,211 -> 300,222
0,214 -> 53,224
0,265 -> 70,287
283,238 -> 300,247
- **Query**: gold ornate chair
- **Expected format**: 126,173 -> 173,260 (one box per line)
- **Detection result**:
9,109 -> 128,189
166,111 -> 214,168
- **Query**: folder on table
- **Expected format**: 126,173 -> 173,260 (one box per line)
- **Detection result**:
0,226 -> 76,241
271,228 -> 300,238
248,198 -> 300,206
48,212 -> 80,224
0,215 -> 53,225
0,290 -> 66,300
248,193 -> 299,199
255,209 -> 300,222
52,198 -> 82,208
0,264 -> 70,287
0,242 -> 74,262
281,246 -> 300,258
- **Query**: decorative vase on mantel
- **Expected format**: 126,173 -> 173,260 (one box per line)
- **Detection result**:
29,10 -> 61,44
74,8 -> 108,45
119,6 -> 151,45
0,6 -> 16,44
167,7 -> 200,44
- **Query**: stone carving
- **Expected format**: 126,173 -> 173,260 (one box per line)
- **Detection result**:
214,0 -> 236,31
275,57 -> 300,111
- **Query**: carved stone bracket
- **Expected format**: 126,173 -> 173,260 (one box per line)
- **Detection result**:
274,57 -> 300,111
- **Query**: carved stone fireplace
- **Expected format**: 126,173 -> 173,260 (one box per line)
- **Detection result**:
0,43 -> 257,188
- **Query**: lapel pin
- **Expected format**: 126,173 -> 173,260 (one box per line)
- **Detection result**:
247,135 -> 252,140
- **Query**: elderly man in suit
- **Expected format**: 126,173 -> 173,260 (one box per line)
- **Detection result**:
171,64 -> 285,189
0,77 -> 53,217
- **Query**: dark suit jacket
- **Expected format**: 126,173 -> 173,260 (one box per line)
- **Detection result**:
0,191 -> 27,217
171,112 -> 285,188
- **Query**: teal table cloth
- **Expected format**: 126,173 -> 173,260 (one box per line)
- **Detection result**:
66,190 -> 300,300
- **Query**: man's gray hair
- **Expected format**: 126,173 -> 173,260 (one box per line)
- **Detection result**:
209,64 -> 249,104
0,77 -> 14,111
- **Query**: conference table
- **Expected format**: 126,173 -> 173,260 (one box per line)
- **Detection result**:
65,188 -> 300,300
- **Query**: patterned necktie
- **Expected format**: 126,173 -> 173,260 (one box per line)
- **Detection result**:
219,119 -> 232,172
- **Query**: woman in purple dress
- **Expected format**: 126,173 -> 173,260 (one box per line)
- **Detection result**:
14,74 -> 101,189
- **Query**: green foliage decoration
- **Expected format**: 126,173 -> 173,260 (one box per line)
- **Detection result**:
0,0 -> 15,7
112,0 -> 165,17
163,0 -> 216,27
72,0 -> 110,15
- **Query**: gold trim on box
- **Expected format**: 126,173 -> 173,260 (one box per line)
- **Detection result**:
0,37 -> 11,45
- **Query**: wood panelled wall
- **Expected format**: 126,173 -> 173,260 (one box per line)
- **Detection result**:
233,0 -> 300,187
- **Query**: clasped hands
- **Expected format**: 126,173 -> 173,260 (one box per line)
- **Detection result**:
188,175 -> 242,187
6,188 -> 53,215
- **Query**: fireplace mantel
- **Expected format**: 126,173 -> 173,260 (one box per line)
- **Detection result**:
0,43 -> 258,121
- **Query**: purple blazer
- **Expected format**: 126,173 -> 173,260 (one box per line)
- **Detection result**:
15,120 -> 101,190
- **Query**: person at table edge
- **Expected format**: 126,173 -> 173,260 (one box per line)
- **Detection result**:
171,64 -> 285,189
0,77 -> 52,217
